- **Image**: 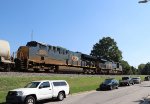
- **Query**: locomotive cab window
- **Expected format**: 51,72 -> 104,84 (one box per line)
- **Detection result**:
26,41 -> 37,47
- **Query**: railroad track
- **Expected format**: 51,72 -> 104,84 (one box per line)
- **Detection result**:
0,71 -> 117,77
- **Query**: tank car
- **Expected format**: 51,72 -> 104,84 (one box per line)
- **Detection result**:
0,40 -> 14,71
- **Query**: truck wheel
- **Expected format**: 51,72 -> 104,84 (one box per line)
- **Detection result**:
57,92 -> 64,101
25,96 -> 36,104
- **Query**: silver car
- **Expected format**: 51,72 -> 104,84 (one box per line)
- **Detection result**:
132,77 -> 141,84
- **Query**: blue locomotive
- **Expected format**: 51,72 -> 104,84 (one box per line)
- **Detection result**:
15,41 -> 122,74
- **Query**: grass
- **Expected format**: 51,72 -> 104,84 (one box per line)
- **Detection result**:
0,75 -> 146,103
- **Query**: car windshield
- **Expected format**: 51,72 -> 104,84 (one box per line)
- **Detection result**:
103,79 -> 112,84
24,82 -> 40,88
122,77 -> 129,80
132,78 -> 140,79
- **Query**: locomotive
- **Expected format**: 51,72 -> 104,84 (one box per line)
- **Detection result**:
15,41 -> 122,74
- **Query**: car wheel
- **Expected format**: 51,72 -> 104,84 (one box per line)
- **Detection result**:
109,86 -> 113,90
116,85 -> 119,89
57,92 -> 65,101
25,96 -> 35,104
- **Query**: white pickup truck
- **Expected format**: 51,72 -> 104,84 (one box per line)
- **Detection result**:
6,80 -> 70,104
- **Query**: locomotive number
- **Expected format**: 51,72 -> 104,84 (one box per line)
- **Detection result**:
71,56 -> 79,61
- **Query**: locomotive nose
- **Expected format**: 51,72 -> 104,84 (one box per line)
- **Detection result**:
17,46 -> 29,60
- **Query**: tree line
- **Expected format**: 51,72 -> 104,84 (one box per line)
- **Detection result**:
90,36 -> 147,75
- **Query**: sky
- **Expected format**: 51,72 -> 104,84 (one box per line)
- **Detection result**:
0,0 -> 150,68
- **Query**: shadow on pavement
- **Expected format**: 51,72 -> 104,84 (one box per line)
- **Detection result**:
96,88 -> 111,91
140,86 -> 150,87
37,99 -> 60,104
0,99 -> 60,104
119,85 -> 129,87
96,88 -> 100,91
133,100 -> 144,104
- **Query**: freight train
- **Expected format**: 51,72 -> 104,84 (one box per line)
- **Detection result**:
0,40 -> 122,74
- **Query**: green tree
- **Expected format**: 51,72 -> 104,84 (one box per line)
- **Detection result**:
138,64 -> 145,74
120,60 -> 131,75
142,62 -> 150,75
130,66 -> 138,75
90,37 -> 122,62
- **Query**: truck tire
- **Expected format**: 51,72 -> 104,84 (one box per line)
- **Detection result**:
25,96 -> 36,104
57,92 -> 65,101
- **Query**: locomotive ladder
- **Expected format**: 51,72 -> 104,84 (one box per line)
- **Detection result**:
20,60 -> 26,71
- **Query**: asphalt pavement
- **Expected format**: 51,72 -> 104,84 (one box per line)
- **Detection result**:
43,81 -> 150,104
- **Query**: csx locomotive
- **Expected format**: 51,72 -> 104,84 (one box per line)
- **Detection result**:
14,41 -> 122,74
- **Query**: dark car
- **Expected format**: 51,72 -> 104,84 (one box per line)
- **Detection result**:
144,76 -> 150,81
100,78 -> 119,90
119,76 -> 134,86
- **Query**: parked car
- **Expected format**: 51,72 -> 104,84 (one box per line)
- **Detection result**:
6,80 -> 70,104
144,76 -> 150,81
119,76 -> 134,86
132,77 -> 141,84
99,78 -> 119,90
